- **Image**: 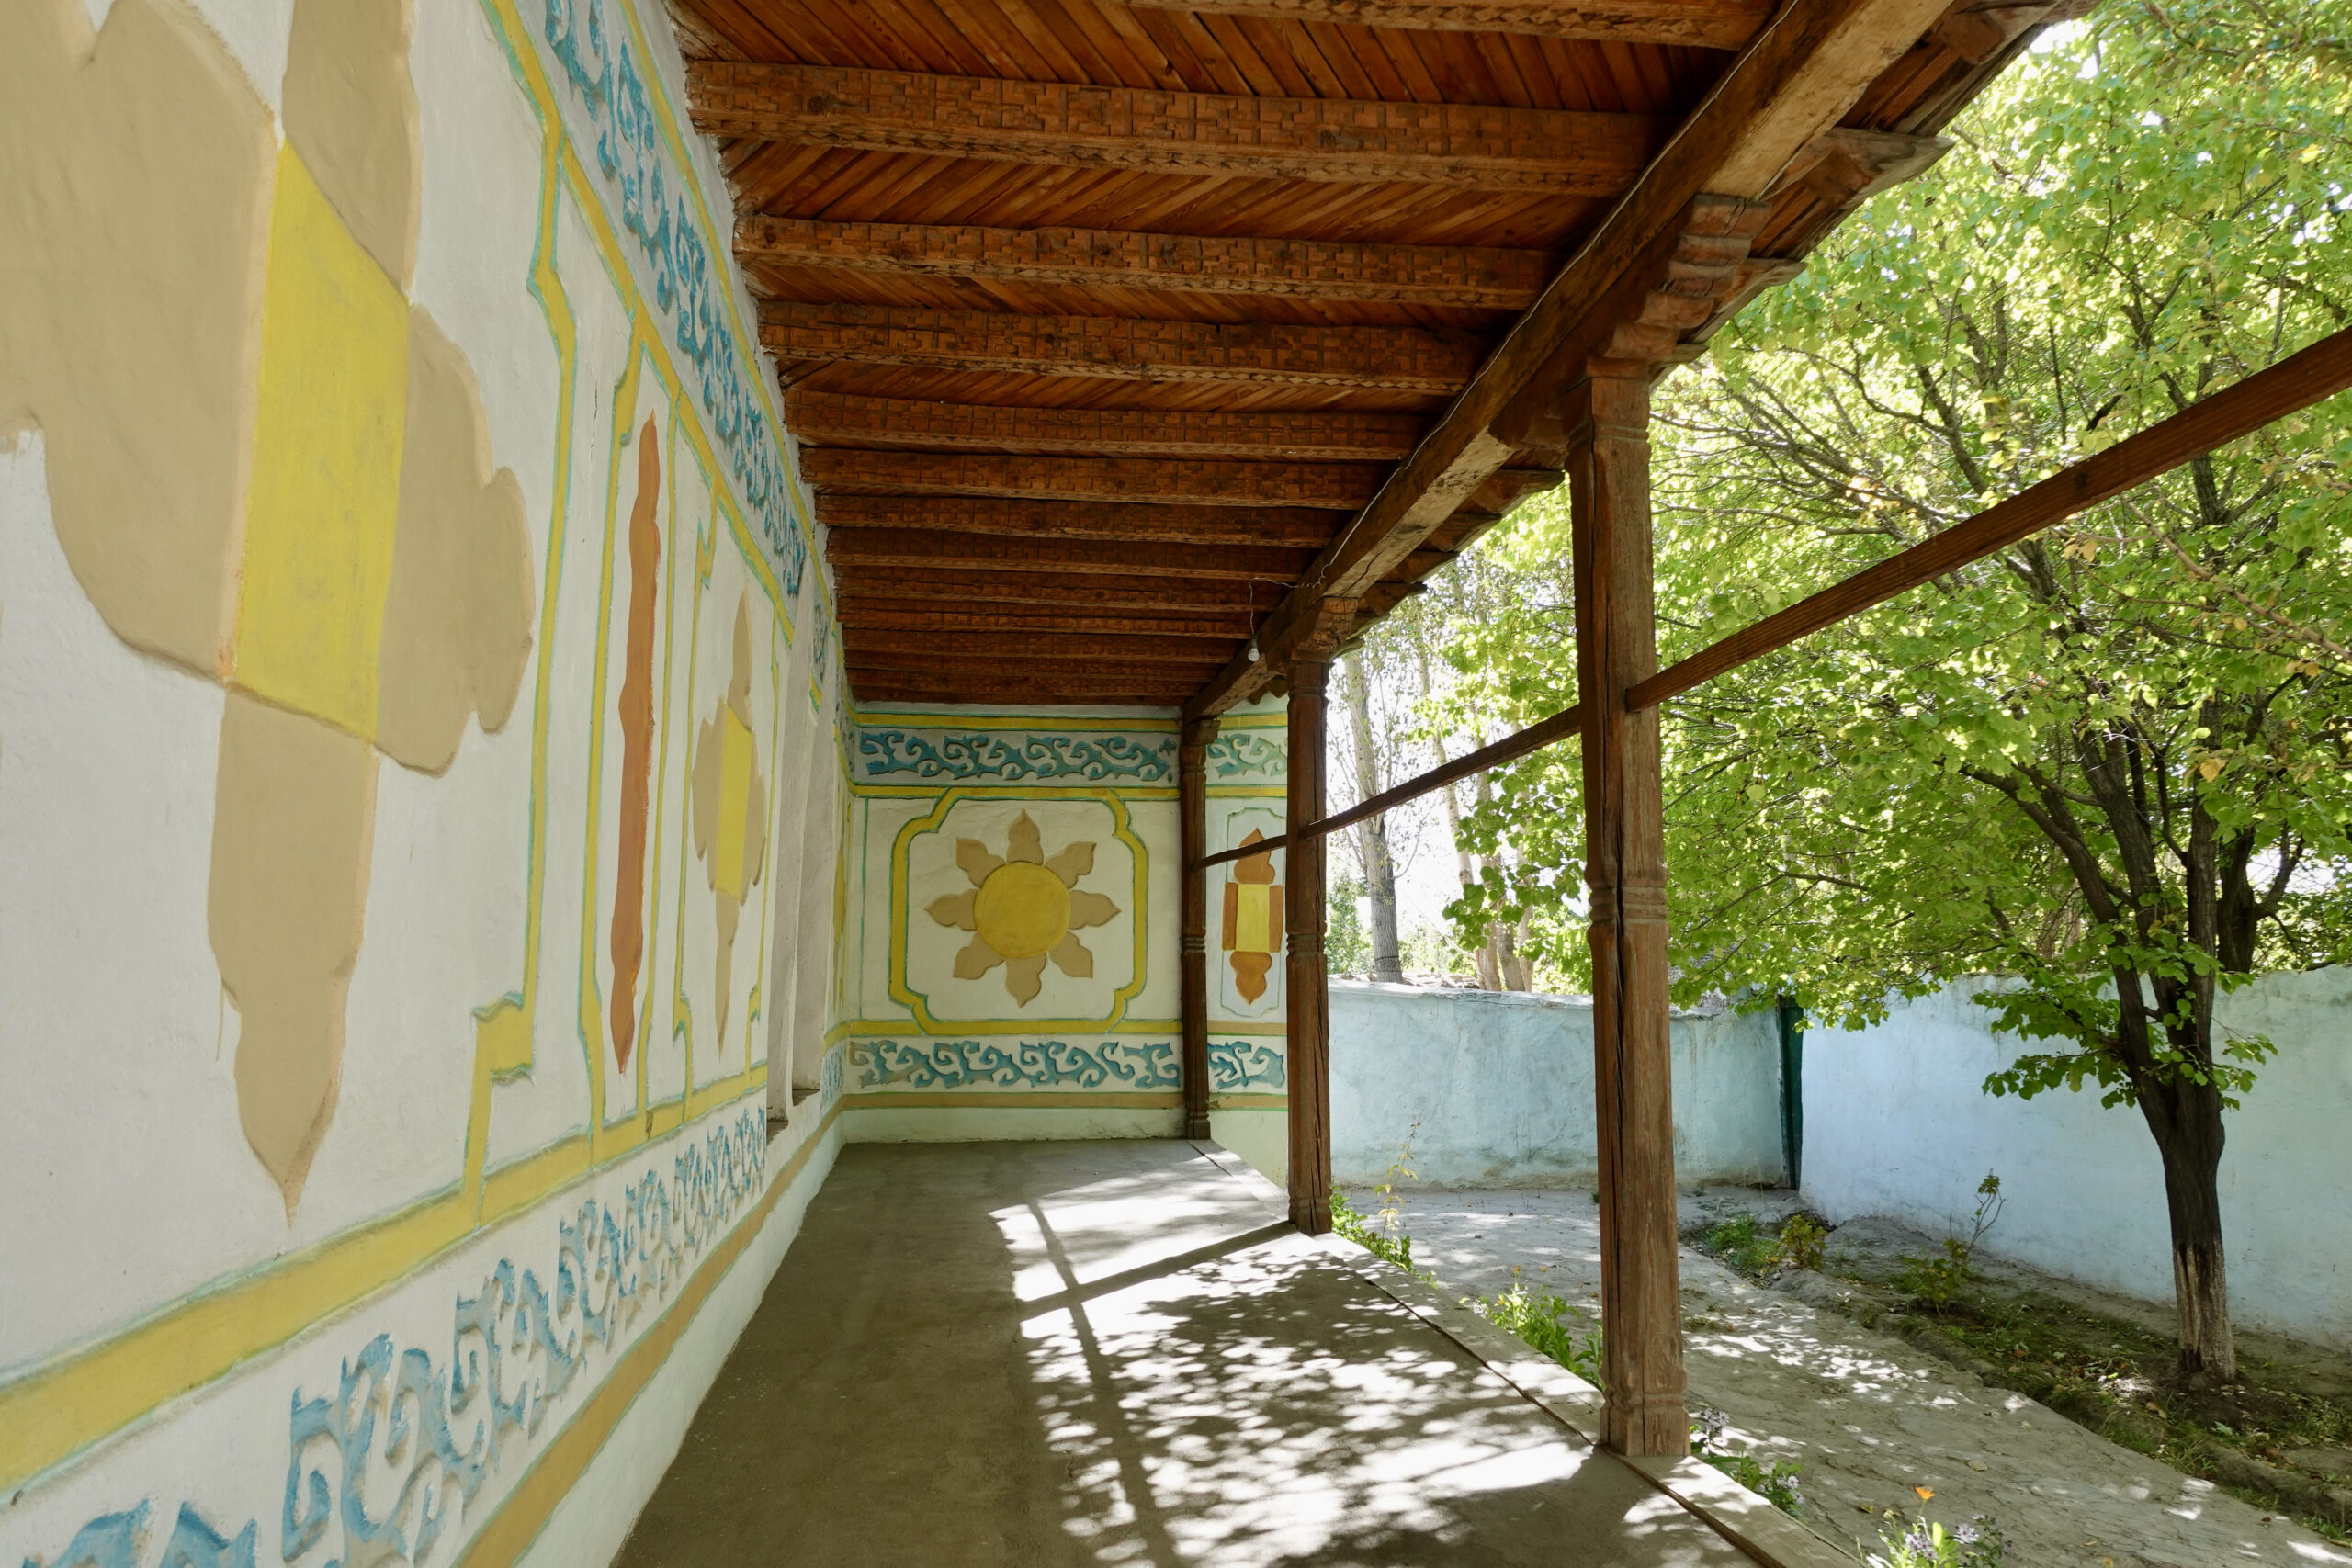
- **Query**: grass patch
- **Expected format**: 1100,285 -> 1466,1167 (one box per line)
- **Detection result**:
1466,1272 -> 1603,1385
1692,1210 -> 1831,1280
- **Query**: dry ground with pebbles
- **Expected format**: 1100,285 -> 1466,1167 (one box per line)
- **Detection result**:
1376,1187 -> 2352,1567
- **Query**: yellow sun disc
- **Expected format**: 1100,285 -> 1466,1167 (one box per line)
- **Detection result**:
973,862 -> 1072,960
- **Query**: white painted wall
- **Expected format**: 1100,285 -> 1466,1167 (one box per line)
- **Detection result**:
0,0 -> 849,1560
1802,968 -> 2352,1349
1329,981 -> 1787,1190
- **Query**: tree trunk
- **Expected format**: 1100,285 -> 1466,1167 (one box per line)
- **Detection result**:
1343,652 -> 1405,982
1429,739 -> 1484,986
2144,1077 -> 2238,1383
1474,759 -> 1513,987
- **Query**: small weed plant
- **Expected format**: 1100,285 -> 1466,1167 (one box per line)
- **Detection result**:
1467,1271 -> 1603,1384
1331,1190 -> 1418,1271
1689,1406 -> 1804,1517
1333,1131 -> 1433,1280
1897,1174 -> 2005,1310
1699,1212 -> 1832,1279
1870,1511 -> 2006,1568
1774,1213 -> 1828,1272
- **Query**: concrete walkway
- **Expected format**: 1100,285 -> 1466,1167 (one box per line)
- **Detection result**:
615,1141 -> 1801,1567
1391,1190 -> 2352,1568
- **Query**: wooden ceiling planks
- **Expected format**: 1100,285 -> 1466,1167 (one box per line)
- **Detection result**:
665,0 -> 2065,705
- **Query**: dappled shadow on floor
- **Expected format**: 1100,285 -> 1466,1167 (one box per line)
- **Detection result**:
615,1141 -> 1749,1568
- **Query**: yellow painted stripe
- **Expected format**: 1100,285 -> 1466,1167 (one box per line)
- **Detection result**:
0,1185 -> 468,1495
456,1103 -> 842,1566
0,1090 -> 759,1496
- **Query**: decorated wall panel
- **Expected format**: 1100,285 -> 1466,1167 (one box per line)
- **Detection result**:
0,0 -> 845,1559
835,703 -> 1288,1170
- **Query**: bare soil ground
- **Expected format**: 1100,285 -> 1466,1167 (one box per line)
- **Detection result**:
1366,1184 -> 2352,1566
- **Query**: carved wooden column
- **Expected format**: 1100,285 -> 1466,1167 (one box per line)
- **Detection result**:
1569,361 -> 1688,1458
1284,658 -> 1332,1235
1179,716 -> 1218,1141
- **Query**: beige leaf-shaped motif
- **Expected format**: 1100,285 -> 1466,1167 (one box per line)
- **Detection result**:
1005,812 -> 1043,863
1048,931 -> 1093,979
1003,953 -> 1047,1004
1067,890 -> 1120,930
956,839 -> 1003,887
1045,840 -> 1094,887
929,891 -> 978,931
954,936 -> 1004,979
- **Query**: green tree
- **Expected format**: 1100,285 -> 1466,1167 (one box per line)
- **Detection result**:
1443,3 -> 2352,1382
1328,874 -> 1372,976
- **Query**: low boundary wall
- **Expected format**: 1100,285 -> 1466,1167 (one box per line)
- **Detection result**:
1802,968 -> 2352,1349
1329,981 -> 1786,1190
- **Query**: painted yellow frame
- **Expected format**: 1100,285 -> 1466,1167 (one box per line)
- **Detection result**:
887,787 -> 1152,1035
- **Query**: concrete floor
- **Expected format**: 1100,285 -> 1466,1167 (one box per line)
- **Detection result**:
614,1140 -> 1765,1567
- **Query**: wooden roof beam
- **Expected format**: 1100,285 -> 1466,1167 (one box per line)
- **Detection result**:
855,690 -> 1194,709
817,496 -> 1340,548
786,393 -> 1425,461
851,665 -> 1202,699
733,218 -> 1551,309
762,302 -> 1486,393
798,451 -> 1394,508
830,567 -> 1257,611
1185,0 -> 1962,717
688,62 -> 1660,193
837,599 -> 1257,639
845,632 -> 1235,667
1114,0 -> 1771,49
826,527 -> 1317,581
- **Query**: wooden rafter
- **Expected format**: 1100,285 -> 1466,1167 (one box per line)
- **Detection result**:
734,218 -> 1550,308
856,691 -> 1194,708
850,663 -> 1201,695
799,451 -> 1391,508
846,649 -> 1224,683
1114,0 -> 1771,48
837,600 -> 1254,639
1185,0 -> 1963,718
826,527 -> 1316,581
761,302 -> 1485,392
843,629 -> 1240,664
828,567 -> 1250,610
817,496 -> 1340,549
786,393 -> 1425,460
688,62 -> 1660,192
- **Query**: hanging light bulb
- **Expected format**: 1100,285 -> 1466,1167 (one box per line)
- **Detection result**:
1246,635 -> 1260,663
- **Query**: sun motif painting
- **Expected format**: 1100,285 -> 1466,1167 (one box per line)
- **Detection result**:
928,812 -> 1120,1006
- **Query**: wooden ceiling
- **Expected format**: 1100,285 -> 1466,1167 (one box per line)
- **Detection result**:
666,0 -> 2077,708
